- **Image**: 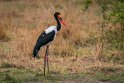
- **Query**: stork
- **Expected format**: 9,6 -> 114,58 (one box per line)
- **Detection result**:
33,12 -> 67,76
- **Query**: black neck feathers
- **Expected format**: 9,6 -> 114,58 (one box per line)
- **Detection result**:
56,18 -> 61,31
54,12 -> 61,31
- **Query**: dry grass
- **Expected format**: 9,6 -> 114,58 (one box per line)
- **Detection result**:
0,22 -> 6,40
0,0 -> 123,80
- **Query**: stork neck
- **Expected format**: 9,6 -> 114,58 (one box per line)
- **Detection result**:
56,18 -> 61,31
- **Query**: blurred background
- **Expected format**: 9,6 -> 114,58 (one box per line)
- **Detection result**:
0,0 -> 124,82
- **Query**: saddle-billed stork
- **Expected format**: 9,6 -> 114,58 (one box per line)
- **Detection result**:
33,12 -> 67,76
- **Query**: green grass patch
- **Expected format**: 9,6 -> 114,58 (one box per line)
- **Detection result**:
0,68 -> 36,83
0,67 -> 87,83
87,66 -> 124,83
94,72 -> 124,83
0,67 -> 124,83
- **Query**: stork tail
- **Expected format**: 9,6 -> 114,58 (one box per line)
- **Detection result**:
33,44 -> 40,58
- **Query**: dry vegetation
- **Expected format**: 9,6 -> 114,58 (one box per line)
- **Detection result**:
0,0 -> 124,82
0,22 -> 6,40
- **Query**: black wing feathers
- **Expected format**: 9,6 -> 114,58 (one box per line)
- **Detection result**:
33,31 -> 55,57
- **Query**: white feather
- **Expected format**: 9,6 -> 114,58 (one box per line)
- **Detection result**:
45,26 -> 57,34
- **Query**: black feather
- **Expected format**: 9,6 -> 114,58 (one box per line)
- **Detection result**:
33,31 -> 55,57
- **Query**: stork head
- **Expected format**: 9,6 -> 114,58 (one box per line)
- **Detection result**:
54,12 -> 67,27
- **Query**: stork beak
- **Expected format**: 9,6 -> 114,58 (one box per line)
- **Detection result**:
60,20 -> 67,27
58,15 -> 67,27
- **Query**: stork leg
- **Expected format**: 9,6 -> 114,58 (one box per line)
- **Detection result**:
44,52 -> 46,76
46,46 -> 49,73
44,46 -> 49,76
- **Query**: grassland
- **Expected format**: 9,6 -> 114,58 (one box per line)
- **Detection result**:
0,0 -> 124,83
